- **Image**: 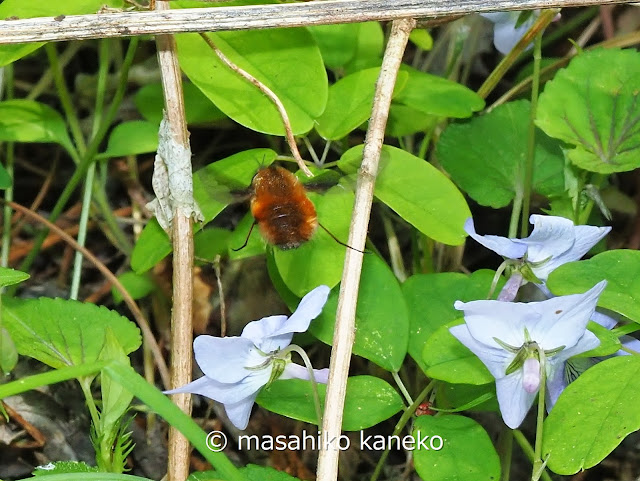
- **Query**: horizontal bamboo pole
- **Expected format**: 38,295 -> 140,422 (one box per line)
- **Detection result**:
0,0 -> 634,45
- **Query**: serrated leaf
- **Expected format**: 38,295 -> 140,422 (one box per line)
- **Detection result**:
32,461 -> 99,476
257,376 -> 403,431
2,297 -> 141,370
340,144 -> 471,245
547,249 -> 640,324
403,270 -> 501,372
315,68 -> 408,140
413,415 -> 501,481
309,255 -> 409,371
100,120 -> 158,158
393,66 -> 484,118
543,356 -> 640,474
437,100 -> 565,208
177,29 -> 327,135
536,48 -> 640,174
0,100 -> 74,154
423,323 -> 493,385
0,266 -> 29,287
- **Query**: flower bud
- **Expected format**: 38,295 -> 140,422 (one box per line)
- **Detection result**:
522,357 -> 541,393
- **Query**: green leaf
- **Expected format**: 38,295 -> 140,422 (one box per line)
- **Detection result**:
112,271 -> 156,304
0,0 -> 124,67
0,100 -> 74,154
135,82 -> 226,125
403,270 -> 501,372
343,22 -> 384,74
194,227 -> 231,261
189,465 -> 298,481
0,266 -> 29,287
177,29 -> 327,135
386,104 -> 437,137
273,187 -> 353,297
437,100 -> 565,208
100,121 -> 158,158
543,356 -> 640,474
409,29 -> 434,51
130,218 -> 171,274
309,255 -> 409,371
1,360 -> 245,481
32,461 -> 100,476
413,415 -> 501,481
257,376 -> 403,431
436,383 -> 498,412
2,297 -> 141,369
393,67 -> 484,118
98,330 -> 134,470
536,48 -> 640,173
315,68 -> 408,140
340,144 -> 471,245
582,321 -> 620,357
0,162 -> 12,189
0,327 -> 18,375
547,249 -> 640,324
308,24 -> 359,69
423,322 -> 493,385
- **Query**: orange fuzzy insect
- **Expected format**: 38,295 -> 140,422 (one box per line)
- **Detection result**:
233,165 -> 364,252
248,165 -> 318,250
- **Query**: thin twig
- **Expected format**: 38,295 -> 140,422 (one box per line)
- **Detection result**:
198,33 -> 312,177
0,0 -> 634,45
315,17 -> 416,481
5,200 -> 170,389
155,1 -> 194,479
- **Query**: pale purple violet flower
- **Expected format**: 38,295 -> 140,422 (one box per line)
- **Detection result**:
465,215 -> 611,284
450,281 -> 606,428
166,285 -> 330,430
481,11 -> 538,54
547,310 -> 640,407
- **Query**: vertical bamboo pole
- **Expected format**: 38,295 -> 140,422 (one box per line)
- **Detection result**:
315,17 -> 416,481
154,1 -> 193,480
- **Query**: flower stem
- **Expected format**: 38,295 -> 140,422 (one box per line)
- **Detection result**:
508,191 -> 523,239
513,430 -> 553,481
497,427 -> 513,481
286,344 -> 324,429
532,351 -> 549,481
392,371 -> 413,406
369,380 -> 436,481
497,272 -> 524,302
521,27 -> 543,238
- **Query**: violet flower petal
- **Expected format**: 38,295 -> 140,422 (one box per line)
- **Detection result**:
193,335 -> 257,383
281,363 -> 330,383
464,217 -> 528,259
